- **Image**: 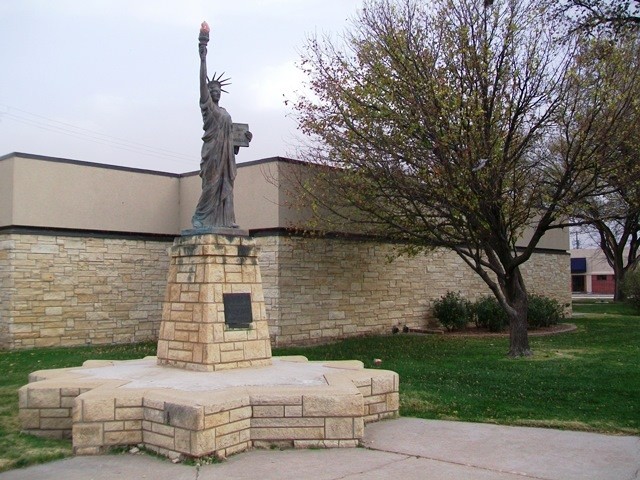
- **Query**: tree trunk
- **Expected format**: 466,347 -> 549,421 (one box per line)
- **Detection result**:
606,238 -> 628,302
614,268 -> 627,302
504,268 -> 532,358
507,304 -> 530,357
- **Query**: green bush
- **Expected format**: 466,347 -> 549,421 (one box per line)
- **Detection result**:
474,296 -> 509,332
433,291 -> 472,331
434,293 -> 563,332
622,269 -> 640,311
527,295 -> 564,328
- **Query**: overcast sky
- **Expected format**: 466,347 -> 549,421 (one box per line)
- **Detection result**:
0,0 -> 361,173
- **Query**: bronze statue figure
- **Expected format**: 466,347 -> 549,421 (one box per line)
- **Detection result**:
192,21 -> 252,229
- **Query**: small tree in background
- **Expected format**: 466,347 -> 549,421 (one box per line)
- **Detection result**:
569,34 -> 640,300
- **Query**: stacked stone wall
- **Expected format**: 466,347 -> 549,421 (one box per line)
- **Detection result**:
255,235 -> 571,347
1,232 -> 570,350
0,233 -> 170,349
0,237 -> 13,349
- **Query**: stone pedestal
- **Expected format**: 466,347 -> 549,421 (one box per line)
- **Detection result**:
19,233 -> 401,462
156,234 -> 272,371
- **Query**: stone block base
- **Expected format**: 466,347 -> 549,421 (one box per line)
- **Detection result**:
156,234 -> 272,371
19,357 -> 399,461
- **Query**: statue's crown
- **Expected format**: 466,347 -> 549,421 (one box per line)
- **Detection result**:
207,72 -> 231,93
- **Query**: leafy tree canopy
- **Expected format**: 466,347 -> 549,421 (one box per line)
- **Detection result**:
292,0 -> 640,356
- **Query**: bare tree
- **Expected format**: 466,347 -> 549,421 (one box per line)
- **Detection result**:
292,0 -> 636,357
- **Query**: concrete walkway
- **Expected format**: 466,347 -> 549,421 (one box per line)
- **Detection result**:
1,418 -> 638,480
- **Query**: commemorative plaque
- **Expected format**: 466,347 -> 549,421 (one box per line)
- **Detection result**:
223,293 -> 253,328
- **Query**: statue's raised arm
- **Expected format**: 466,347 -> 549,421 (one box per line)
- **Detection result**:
199,22 -> 211,103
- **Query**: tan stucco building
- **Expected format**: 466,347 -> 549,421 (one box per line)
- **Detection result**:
570,248 -> 618,295
0,152 -> 571,350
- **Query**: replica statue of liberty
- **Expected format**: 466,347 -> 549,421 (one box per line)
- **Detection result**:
192,21 -> 252,229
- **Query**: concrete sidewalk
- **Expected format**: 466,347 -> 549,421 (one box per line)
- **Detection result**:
1,418 -> 638,480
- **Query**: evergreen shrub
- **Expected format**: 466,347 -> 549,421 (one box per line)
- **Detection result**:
433,291 -> 472,331
527,295 -> 564,328
474,296 -> 509,332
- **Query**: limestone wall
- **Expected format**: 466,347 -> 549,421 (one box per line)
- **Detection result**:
0,237 -> 13,349
1,231 -> 570,350
255,235 -> 571,347
0,233 -> 170,349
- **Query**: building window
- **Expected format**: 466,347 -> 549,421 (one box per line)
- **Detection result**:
571,258 -> 587,273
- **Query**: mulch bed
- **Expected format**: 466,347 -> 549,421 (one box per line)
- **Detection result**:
408,323 -> 577,338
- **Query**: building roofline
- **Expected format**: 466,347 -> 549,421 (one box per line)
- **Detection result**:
0,152 -> 304,178
0,152 -> 182,178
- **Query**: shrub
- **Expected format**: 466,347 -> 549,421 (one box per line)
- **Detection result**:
527,295 -> 564,328
432,291 -> 472,331
622,269 -> 640,311
474,296 -> 509,332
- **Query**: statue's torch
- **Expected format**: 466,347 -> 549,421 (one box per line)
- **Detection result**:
199,21 -> 210,45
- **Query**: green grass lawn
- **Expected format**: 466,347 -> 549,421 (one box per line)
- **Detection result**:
0,304 -> 638,472
572,301 -> 638,316
278,310 -> 640,435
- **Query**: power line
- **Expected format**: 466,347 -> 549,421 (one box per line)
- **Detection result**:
4,112 -> 193,162
0,103 -> 196,165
